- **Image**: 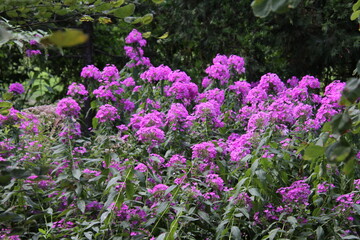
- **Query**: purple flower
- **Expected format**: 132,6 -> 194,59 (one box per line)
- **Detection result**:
148,184 -> 169,194
56,97 -> 81,117
168,70 -> 191,83
67,82 -> 88,97
140,65 -> 172,83
8,83 -> 25,95
95,104 -> 119,122
205,63 -> 230,85
191,141 -> 217,161
276,179 -> 311,206
125,29 -> 147,46
166,103 -> 192,130
205,173 -> 224,190
81,65 -> 101,80
101,64 -> 119,82
228,55 -> 245,74
317,182 -> 335,194
134,163 -> 148,172
136,126 -> 165,144
298,75 -> 320,89
197,88 -> 225,105
25,49 -> 41,57
121,77 -> 136,87
202,77 -> 213,88
192,100 -> 224,127
168,82 -> 198,101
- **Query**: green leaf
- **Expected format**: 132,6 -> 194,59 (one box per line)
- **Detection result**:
316,226 -> 324,240
77,200 -> 85,213
40,29 -> 88,47
351,10 -> 360,21
111,4 -> 135,18
142,31 -> 151,38
0,101 -> 12,109
340,78 -> 360,105
0,175 -> 11,186
325,139 -> 353,162
303,144 -> 325,161
343,158 -> 355,176
231,226 -> 242,240
271,0 -> 288,13
38,228 -> 46,234
72,168 -> 81,180
353,0 -> 360,11
158,32 -> 169,39
2,92 -> 13,101
92,117 -> 98,129
251,0 -> 272,18
141,14 -> 153,25
152,0 -> 164,4
125,180 -> 135,200
331,113 -> 352,135
0,26 -> 12,47
167,216 -> 180,240
198,210 -> 210,224
111,0 -> 125,7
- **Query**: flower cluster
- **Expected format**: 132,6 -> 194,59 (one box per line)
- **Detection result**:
95,104 -> 119,123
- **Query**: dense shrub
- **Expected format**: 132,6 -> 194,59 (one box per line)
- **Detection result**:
0,29 -> 359,240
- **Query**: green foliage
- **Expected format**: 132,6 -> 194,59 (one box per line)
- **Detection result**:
139,0 -> 358,83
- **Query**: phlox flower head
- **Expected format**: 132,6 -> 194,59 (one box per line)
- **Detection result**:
166,103 -> 192,130
317,182 -> 335,194
81,65 -> 101,80
168,70 -> 191,83
121,77 -> 136,87
197,88 -> 225,105
191,141 -> 217,161
202,77 -> 213,88
287,76 -> 299,87
136,126 -> 165,144
140,65 -> 172,83
133,110 -> 165,129
29,39 -> 38,45
8,83 -> 25,95
229,192 -> 253,210
56,97 -> 81,117
168,82 -> 198,101
247,111 -> 270,132
134,163 -> 148,172
67,82 -> 88,97
205,173 -> 224,190
354,179 -> 360,190
298,75 -> 320,89
228,55 -> 245,74
213,54 -> 228,65
205,63 -> 230,85
165,154 -> 187,167
226,132 -> 253,162
322,80 -> 346,106
193,100 -> 222,121
228,81 -> 251,100
26,49 -> 41,57
95,104 -> 120,123
120,98 -> 135,112
276,179 -> 311,206
335,193 -> 360,212
101,64 -> 120,82
125,29 -> 147,46
148,184 -> 169,195
245,87 -> 268,105
258,73 -> 286,93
